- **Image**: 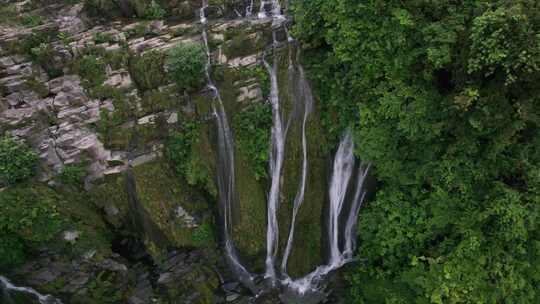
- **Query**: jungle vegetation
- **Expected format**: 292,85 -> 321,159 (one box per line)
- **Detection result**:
293,0 -> 540,303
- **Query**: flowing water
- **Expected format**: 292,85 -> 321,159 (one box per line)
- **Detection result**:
201,1 -> 371,299
281,60 -> 314,274
259,1 -> 371,296
0,276 -> 61,304
199,1 -> 257,292
263,55 -> 286,283
283,132 -> 371,295
343,163 -> 371,259
258,0 -> 284,21
328,132 -> 355,263
246,0 -> 254,17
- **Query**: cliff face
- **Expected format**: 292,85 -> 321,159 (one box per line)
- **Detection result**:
0,0 -> 333,302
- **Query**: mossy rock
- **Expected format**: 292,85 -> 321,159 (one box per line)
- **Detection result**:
158,262 -> 220,304
89,173 -> 130,229
131,160 -> 215,249
0,184 -> 113,270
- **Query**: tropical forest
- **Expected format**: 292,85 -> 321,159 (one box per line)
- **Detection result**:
0,0 -> 539,303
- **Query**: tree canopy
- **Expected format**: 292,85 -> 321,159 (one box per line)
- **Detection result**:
293,0 -> 540,302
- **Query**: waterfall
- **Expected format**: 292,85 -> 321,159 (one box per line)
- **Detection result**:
0,276 -> 62,304
263,55 -> 286,282
246,0 -> 254,17
201,0 -> 369,297
281,61 -> 313,273
328,132 -> 355,263
199,1 -> 256,291
258,0 -> 267,18
283,131 -> 371,294
343,163 -> 371,259
258,0 -> 284,20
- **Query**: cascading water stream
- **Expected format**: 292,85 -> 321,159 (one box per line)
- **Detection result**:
246,0 -> 254,17
283,132 -> 371,295
328,132 -> 355,263
263,54 -> 286,282
258,0 -> 284,21
199,1 -> 256,291
343,163 -> 371,259
281,62 -> 313,274
0,275 -> 62,304
203,0 -> 370,297
258,0 -> 267,18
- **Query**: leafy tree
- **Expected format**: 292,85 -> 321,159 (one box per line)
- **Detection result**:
165,43 -> 207,91
0,136 -> 38,185
294,0 -> 540,302
0,186 -> 63,269
129,50 -> 167,91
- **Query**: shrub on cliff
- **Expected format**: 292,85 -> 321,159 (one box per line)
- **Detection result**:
143,0 -> 165,20
58,165 -> 87,188
233,102 -> 272,180
165,43 -> 207,91
0,136 -> 38,185
30,43 -> 63,78
84,0 -> 121,18
129,50 -> 167,91
0,186 -> 63,269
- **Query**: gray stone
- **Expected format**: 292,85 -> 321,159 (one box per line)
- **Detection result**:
101,259 -> 128,272
226,293 -> 241,302
157,272 -> 173,285
0,56 -> 15,68
149,20 -> 165,35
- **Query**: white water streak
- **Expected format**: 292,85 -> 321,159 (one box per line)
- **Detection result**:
281,63 -> 314,273
328,132 -> 355,262
246,0 -> 254,17
258,0 -> 267,18
200,1 -> 255,288
343,163 -> 371,258
263,56 -> 286,282
284,132 -> 370,294
258,0 -> 284,21
0,276 -> 61,304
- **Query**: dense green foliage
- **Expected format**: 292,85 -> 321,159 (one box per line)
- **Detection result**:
58,165 -> 87,188
0,136 -> 38,185
143,0 -> 165,20
294,0 -> 540,303
165,121 -> 211,189
165,43 -> 207,91
30,43 -> 63,78
191,223 -> 214,247
0,4 -> 45,27
0,186 -> 63,269
0,184 -> 112,271
129,50 -> 167,91
233,102 -> 272,180
73,54 -> 107,90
